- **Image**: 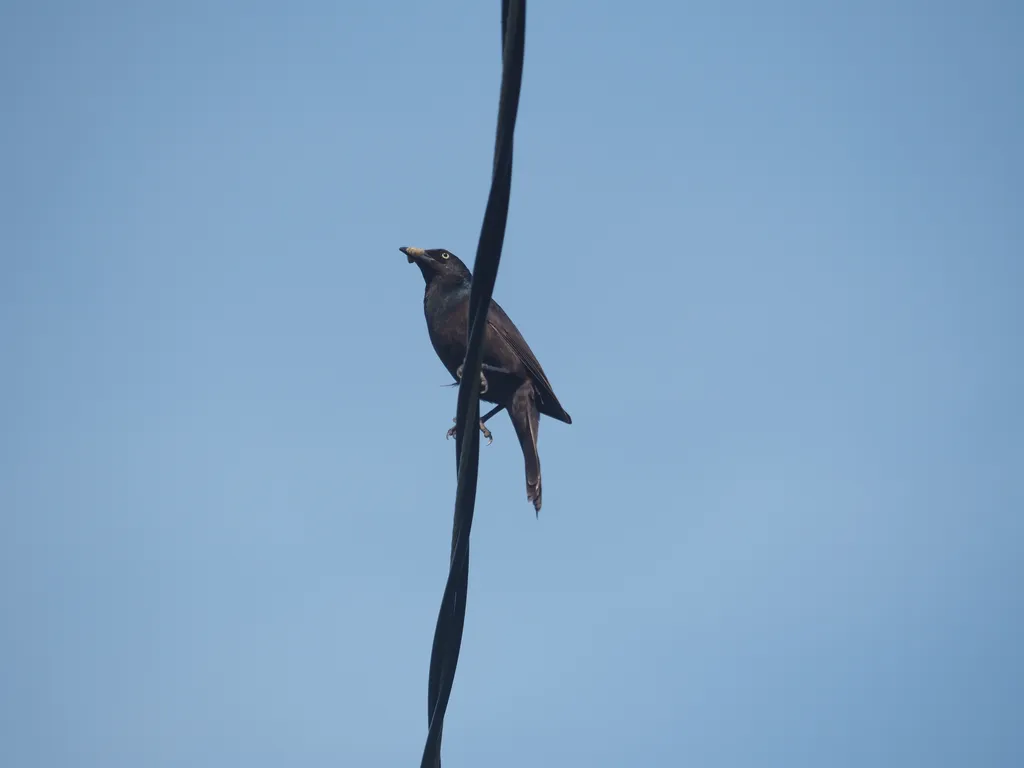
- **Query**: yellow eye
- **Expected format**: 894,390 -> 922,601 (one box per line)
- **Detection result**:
441,252 -> 450,259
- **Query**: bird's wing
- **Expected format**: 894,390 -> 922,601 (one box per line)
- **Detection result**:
486,299 -> 572,423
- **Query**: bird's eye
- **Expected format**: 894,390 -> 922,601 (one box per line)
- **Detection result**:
441,252 -> 450,259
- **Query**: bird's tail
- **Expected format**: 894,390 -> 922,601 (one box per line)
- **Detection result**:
511,382 -> 542,514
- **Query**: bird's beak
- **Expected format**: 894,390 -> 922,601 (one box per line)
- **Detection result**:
400,246 -> 426,264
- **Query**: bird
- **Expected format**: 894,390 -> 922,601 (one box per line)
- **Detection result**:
399,246 -> 571,514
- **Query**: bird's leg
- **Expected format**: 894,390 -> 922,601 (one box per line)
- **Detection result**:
480,363 -> 515,376
446,404 -> 503,444
446,417 -> 493,444
448,364 -> 505,443
455,363 -> 488,394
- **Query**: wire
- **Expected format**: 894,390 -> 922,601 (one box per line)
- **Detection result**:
419,2 -> 527,766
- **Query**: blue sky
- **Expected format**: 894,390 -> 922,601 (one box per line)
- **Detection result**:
2,1 -> 1021,766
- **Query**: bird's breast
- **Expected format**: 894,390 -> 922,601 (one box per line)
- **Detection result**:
423,282 -> 471,374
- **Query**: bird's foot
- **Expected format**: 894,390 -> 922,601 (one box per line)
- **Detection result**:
455,363 -> 488,394
446,418 -> 494,445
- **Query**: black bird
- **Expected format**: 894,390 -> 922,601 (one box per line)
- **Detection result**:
400,246 -> 571,514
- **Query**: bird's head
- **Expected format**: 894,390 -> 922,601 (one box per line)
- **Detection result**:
400,247 -> 472,286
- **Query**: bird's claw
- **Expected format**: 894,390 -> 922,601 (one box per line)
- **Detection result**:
455,363 -> 488,394
446,418 -> 493,445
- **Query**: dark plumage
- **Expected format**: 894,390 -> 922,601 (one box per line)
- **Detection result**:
400,246 -> 571,514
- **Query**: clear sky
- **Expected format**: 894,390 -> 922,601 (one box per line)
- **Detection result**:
2,1 -> 1021,766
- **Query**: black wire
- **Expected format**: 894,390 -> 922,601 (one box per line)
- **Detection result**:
419,2 -> 526,766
